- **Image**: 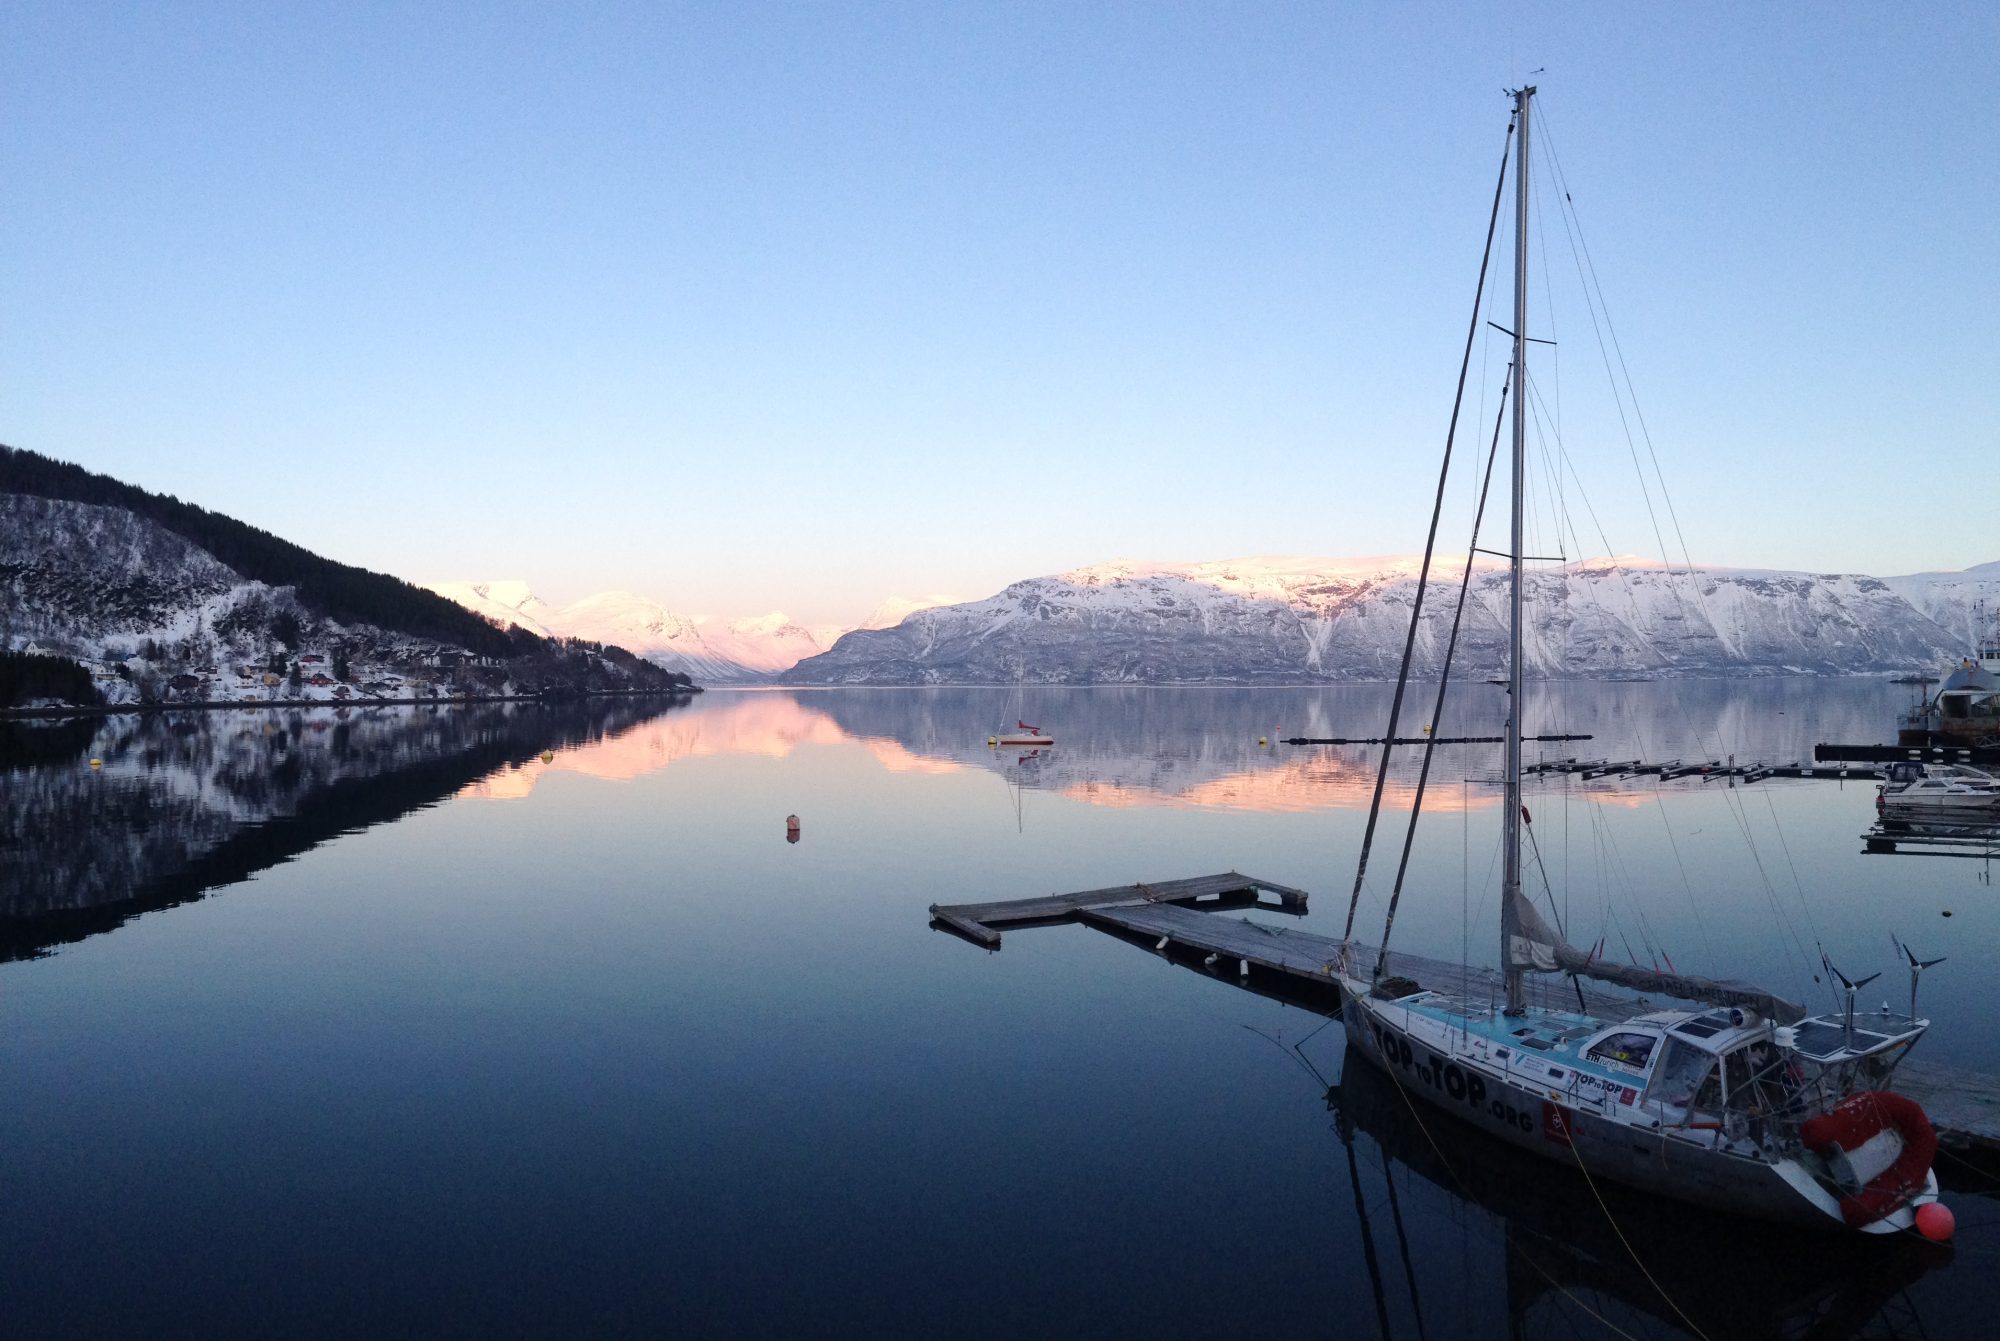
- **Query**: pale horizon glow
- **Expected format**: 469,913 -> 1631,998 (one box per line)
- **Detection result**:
2,5 -> 1994,626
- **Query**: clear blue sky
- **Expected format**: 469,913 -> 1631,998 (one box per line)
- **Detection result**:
3,3 -> 1993,625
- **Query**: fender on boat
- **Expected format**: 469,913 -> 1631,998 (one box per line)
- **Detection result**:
1799,1091 -> 1937,1228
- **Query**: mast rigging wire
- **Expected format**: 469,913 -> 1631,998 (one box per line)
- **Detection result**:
1342,114 -> 1516,943
1376,370 -> 1510,971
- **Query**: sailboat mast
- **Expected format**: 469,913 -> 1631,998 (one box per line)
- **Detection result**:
1501,85 -> 1533,1015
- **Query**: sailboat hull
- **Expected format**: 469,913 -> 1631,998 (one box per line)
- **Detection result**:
1339,982 -> 1934,1233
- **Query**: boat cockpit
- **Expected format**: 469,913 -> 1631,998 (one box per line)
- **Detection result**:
1567,1005 -> 1929,1149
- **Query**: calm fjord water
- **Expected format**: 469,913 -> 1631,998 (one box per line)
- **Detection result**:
5,683 -> 1996,1338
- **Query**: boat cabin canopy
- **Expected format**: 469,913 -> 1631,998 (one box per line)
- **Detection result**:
1601,1010 -> 1800,1117
1788,1010 -> 1928,1065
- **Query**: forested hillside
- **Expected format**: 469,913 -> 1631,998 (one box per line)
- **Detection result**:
0,444 -> 522,656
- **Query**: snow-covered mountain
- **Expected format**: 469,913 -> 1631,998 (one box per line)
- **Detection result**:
0,461 -> 688,705
785,555 -> 2000,685
429,580 -> 559,638
857,593 -> 960,631
1,492 -> 272,650
427,584 -> 960,682
556,592 -> 827,682
427,583 -> 824,682
1880,561 -> 2000,649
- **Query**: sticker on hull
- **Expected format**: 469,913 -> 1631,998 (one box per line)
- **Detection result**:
1367,1017 -> 1536,1134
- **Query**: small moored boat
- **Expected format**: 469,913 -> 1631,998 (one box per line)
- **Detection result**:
1877,762 -> 2000,813
996,718 -> 1054,746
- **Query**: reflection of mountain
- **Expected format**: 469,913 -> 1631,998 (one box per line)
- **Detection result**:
443,680 -> 1909,813
805,685 -> 1413,810
457,692 -> 957,800
797,680 -> 1909,813
272,678 -> 1918,818
0,698 -> 688,961
1332,1058 -> 1941,1339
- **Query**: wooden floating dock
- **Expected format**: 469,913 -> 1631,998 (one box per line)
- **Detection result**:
1862,822 -> 2000,859
928,871 -> 1309,949
1818,742 -> 2000,765
1526,757 -> 1887,783
934,876 -> 2000,1162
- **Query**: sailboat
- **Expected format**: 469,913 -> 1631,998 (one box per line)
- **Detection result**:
992,661 -> 1055,745
1333,87 -> 1945,1235
996,719 -> 1055,746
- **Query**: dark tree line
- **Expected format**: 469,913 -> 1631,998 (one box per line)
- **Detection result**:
0,444 -> 534,658
0,649 -> 104,708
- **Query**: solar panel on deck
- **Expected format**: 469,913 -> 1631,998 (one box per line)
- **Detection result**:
1792,1021 -> 1849,1057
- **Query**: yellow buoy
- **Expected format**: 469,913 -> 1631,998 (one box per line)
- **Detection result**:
540,750 -> 554,763
1258,737 -> 1267,747
89,758 -> 102,768
987,736 -> 998,747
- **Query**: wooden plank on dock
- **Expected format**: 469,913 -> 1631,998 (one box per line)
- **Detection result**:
931,911 -> 1000,948
929,871 -> 1306,947
1819,743 -> 2000,764
1084,903 -> 1345,979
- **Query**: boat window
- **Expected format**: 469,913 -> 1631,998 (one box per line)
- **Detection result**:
1673,1017 -> 1723,1039
1649,1039 -> 1718,1112
1586,1032 -> 1659,1072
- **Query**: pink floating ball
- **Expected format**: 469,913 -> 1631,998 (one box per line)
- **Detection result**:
1915,1201 -> 1955,1242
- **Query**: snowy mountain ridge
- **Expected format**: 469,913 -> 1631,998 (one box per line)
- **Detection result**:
784,555 -> 2000,685
0,492 -> 688,705
427,582 -> 959,682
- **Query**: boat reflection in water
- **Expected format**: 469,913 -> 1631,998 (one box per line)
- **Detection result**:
1864,809 -> 2000,869
1328,1057 -> 1948,1340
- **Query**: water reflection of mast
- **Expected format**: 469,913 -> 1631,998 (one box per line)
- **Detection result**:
1327,1060 -> 1941,1340
1003,748 -> 1045,833
1339,1124 -> 1398,1341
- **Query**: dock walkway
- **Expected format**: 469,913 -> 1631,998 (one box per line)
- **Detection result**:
1527,757 -> 1887,783
929,871 -> 1307,948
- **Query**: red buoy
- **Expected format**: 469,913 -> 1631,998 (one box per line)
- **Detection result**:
1916,1201 -> 1955,1242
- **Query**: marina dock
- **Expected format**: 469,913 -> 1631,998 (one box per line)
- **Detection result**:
928,871 -> 1308,948
1818,743 -> 2000,766
1525,757 -> 1888,782
1862,821 -> 2000,859
933,876 -> 2000,1164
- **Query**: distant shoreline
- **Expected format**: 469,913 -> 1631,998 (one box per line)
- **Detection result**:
0,686 -> 700,722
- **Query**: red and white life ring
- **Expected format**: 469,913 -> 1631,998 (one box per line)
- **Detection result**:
1798,1091 -> 1937,1228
